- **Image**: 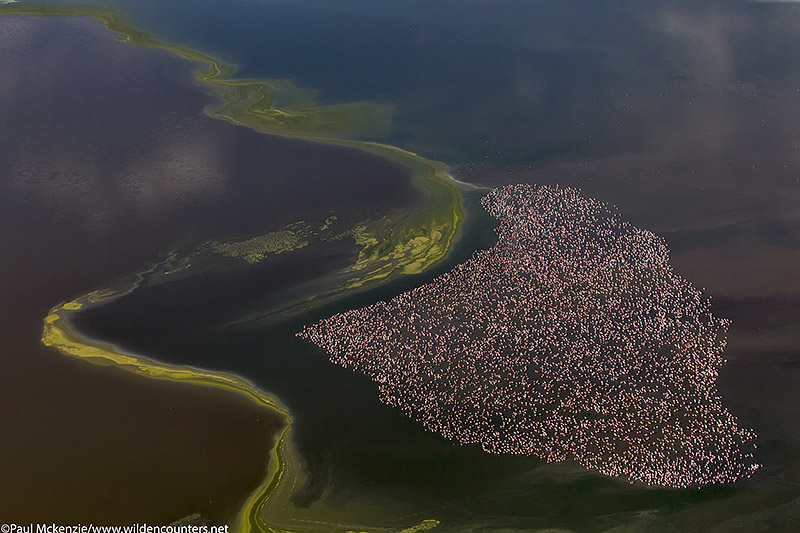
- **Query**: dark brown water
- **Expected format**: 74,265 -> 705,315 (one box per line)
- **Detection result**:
0,14 -> 417,523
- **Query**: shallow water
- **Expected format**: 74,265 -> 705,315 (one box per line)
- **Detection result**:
4,0 -> 800,529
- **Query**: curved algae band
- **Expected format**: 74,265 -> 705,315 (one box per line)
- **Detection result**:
0,3 -> 393,140
1,1 -> 463,302
42,313 -> 440,533
42,257 -> 439,532
38,254 -> 288,531
4,3 -> 451,530
43,296 -> 291,532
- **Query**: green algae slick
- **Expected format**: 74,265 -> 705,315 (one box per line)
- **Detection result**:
208,224 -> 312,264
41,257 -> 289,416
42,255 -> 442,533
0,4 -> 391,138
2,3 -> 457,530
0,1 -> 463,306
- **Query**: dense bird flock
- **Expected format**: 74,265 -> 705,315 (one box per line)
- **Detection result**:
298,184 -> 759,487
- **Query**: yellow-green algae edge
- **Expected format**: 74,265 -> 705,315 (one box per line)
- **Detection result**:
43,306 -> 288,531
2,1 -> 463,305
42,259 -> 440,533
0,1 -> 463,308
3,2 -> 452,531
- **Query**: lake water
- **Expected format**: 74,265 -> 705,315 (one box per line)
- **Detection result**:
3,0 -> 800,530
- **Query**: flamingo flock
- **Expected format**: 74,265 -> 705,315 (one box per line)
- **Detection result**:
298,184 -> 759,488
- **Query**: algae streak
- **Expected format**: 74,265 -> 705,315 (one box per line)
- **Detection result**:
3,4 -> 456,530
1,2 -> 463,300
0,3 -> 392,140
41,254 -> 440,533
208,223 -> 312,264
